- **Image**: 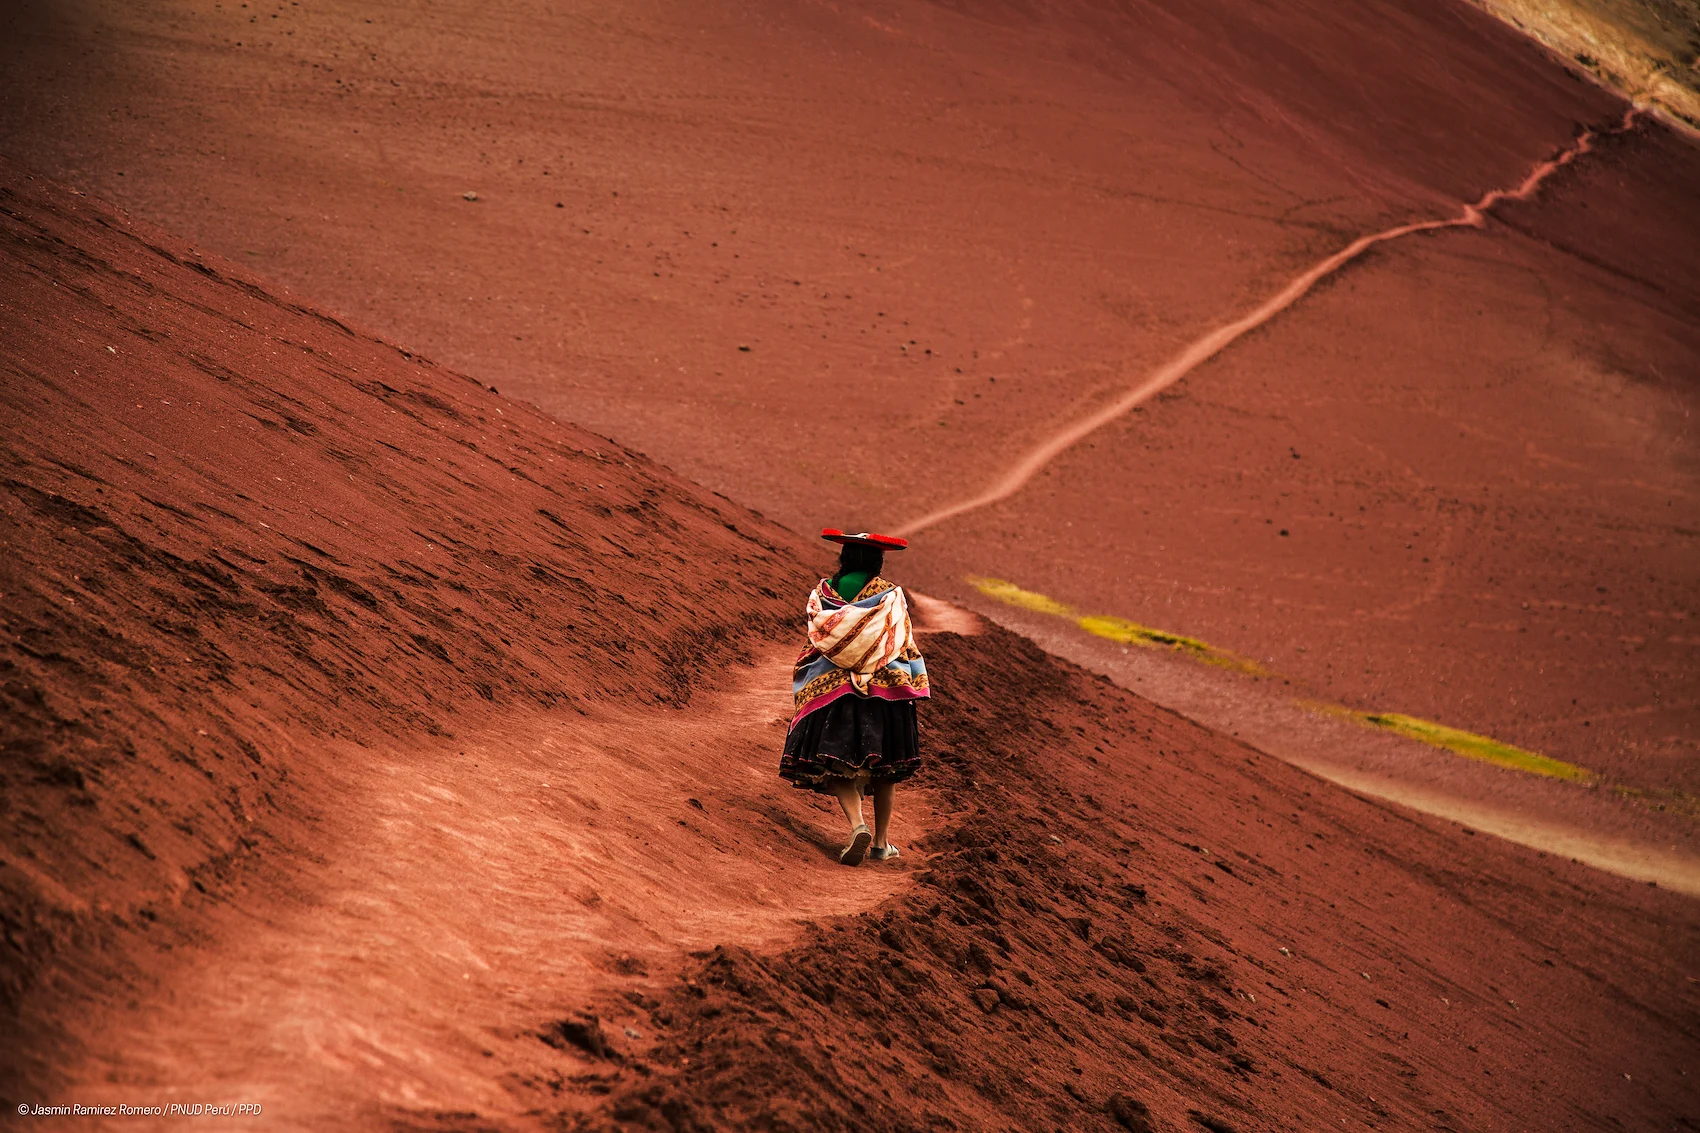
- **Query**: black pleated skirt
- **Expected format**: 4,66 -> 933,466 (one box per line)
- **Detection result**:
779,695 -> 922,796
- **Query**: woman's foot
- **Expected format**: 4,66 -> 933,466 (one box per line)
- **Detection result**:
840,824 -> 873,866
869,843 -> 901,862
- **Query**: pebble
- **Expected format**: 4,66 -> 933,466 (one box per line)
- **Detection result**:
463,191 -> 479,201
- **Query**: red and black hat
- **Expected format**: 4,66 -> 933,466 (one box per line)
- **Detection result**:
821,528 -> 909,550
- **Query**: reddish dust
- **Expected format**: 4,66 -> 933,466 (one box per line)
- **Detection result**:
2,2 -> 1698,1129
1,0 -> 1693,799
0,161 -> 819,1097
2,167 -> 1695,1131
56,652 -> 938,1128
895,109 -> 1642,536
596,630 -> 1699,1133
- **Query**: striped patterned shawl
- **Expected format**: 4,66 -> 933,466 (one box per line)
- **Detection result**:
790,577 -> 930,728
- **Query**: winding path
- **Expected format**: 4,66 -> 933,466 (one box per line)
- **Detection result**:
63,651 -> 931,1127
896,110 -> 1640,537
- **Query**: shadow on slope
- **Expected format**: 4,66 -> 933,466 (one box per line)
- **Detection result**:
1,165 -> 1694,1132
571,631 -> 1699,1133
0,161 -> 811,1089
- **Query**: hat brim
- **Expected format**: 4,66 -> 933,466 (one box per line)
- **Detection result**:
821,528 -> 909,550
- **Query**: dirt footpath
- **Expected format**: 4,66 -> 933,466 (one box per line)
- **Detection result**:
52,652 -> 938,1129
561,631 -> 1700,1133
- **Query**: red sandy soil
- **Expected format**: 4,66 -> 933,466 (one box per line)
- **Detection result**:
0,160 -> 816,1099
967,593 -> 1700,897
3,0 -> 1700,1127
1,0 -> 1693,807
899,112 -> 1700,800
580,629 -> 1700,1133
2,157 -> 1698,1132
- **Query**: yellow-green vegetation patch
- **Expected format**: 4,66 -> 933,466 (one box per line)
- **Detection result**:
969,573 -> 1597,785
967,576 -> 1078,618
1075,615 -> 1266,675
1305,703 -> 1595,782
967,576 -> 1264,674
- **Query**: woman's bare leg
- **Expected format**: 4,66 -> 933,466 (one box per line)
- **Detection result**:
871,782 -> 896,848
827,779 -> 865,830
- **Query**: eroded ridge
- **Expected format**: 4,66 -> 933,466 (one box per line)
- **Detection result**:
897,110 -> 1640,536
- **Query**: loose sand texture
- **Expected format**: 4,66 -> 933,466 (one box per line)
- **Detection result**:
2,159 -> 1697,1133
4,0 -> 1699,1127
589,630 -> 1699,1133
968,594 -> 1700,899
1,0 -> 1693,809
0,160 -> 816,1097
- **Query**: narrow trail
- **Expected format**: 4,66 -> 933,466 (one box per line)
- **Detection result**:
63,649 -> 935,1130
896,110 -> 1640,537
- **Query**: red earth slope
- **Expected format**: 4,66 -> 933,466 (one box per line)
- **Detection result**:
2,167 -> 1694,1131
0,161 -> 813,1090
2,0 -> 1692,795
551,630 -> 1700,1133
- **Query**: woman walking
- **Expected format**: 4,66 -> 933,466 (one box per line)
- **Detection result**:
780,529 -> 931,865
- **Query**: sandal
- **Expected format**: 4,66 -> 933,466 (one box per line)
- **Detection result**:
840,824 -> 873,866
869,843 -> 901,862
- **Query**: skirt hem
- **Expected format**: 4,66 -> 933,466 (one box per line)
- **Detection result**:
780,762 -> 920,797
779,695 -> 921,797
